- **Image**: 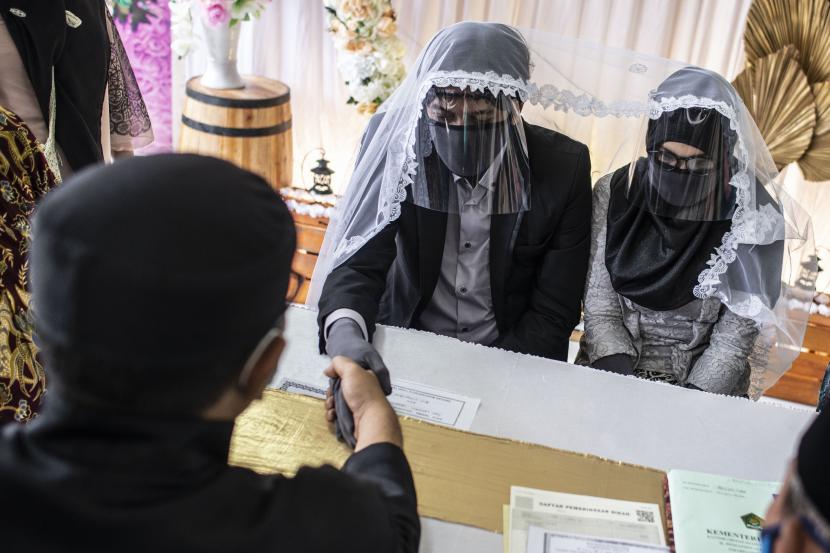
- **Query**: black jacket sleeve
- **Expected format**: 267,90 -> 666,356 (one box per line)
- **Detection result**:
316,113 -> 399,353
496,145 -> 592,360
276,443 -> 419,553
316,220 -> 399,353
342,443 -> 420,553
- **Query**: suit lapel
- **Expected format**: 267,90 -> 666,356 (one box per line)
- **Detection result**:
490,211 -> 519,328
416,206 -> 447,308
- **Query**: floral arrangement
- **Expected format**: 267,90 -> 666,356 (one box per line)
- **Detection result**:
169,0 -> 271,58
325,0 -> 406,115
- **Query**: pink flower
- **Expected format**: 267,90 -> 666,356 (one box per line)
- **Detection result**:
201,0 -> 231,26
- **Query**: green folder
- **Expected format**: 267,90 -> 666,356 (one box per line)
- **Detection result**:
669,470 -> 779,553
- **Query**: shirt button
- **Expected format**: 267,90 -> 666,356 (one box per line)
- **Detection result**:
464,242 -> 471,249
459,286 -> 468,294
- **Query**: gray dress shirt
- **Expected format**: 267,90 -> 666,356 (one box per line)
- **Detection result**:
419,175 -> 498,344
326,170 -> 501,346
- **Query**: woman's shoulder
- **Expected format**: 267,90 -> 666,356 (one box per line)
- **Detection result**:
592,171 -> 614,204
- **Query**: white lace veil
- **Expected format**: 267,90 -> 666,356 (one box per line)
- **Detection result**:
309,22 -> 684,306
309,23 -> 814,397
623,67 -> 815,397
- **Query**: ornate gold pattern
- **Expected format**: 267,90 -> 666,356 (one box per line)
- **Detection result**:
733,46 -> 817,168
230,390 -> 669,534
0,105 -> 58,424
800,81 -> 830,181
745,0 -> 830,84
743,0 -> 830,180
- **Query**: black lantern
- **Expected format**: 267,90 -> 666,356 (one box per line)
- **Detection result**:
309,153 -> 334,195
796,254 -> 822,291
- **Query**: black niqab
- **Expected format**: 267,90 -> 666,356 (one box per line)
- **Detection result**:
604,162 -> 732,310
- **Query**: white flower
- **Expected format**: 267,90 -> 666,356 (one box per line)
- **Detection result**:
231,0 -> 270,22
170,0 -> 195,58
327,0 -> 405,113
172,37 -> 195,58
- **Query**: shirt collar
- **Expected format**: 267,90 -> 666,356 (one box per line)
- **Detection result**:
451,143 -> 507,206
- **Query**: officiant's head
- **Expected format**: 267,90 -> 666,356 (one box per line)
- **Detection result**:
30,154 -> 298,420
763,409 -> 830,553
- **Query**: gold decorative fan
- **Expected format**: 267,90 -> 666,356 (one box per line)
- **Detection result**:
799,81 -> 830,181
733,46 -> 817,168
745,0 -> 830,83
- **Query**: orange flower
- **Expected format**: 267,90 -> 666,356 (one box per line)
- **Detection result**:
344,38 -> 372,54
357,101 -> 379,115
376,16 -> 397,38
338,0 -> 375,20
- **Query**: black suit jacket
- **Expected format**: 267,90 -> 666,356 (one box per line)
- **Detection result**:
318,119 -> 592,361
0,400 -> 420,553
0,0 -> 111,170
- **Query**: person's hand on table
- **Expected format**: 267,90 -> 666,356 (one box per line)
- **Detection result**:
325,318 -> 393,447
592,353 -> 635,375
325,318 -> 392,392
325,356 -> 402,452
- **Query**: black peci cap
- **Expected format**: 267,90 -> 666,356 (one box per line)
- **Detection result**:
30,154 -> 296,408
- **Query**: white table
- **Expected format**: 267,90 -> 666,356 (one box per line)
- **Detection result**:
273,305 -> 816,552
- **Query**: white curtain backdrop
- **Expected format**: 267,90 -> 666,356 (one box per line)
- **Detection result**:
172,0 -> 830,291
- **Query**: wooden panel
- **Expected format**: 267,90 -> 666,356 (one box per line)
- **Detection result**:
289,252 -> 317,304
231,391 -> 669,535
801,314 -> 830,353
761,314 -> 829,405
291,277 -> 311,305
789,351 -> 830,380
766,370 -> 822,405
765,351 -> 827,405
286,212 -> 328,304
292,212 -> 330,227
295,223 -> 326,254
292,250 -> 318,279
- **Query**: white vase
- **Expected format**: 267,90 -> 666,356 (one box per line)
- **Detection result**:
201,20 -> 244,90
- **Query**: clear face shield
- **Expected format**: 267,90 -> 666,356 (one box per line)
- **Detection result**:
628,107 -> 736,221
410,85 -> 530,214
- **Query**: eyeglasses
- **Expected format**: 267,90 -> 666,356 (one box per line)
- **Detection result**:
648,148 -> 716,175
286,270 -> 306,304
761,516 -> 830,553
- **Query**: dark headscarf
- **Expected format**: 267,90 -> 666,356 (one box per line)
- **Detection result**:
604,67 -> 738,311
797,408 -> 830,533
30,155 -> 295,407
604,165 -> 733,311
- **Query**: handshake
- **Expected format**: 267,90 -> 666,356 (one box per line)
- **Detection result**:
324,356 -> 401,451
324,317 -> 398,449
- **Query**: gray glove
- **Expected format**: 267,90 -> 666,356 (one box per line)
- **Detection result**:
592,354 -> 635,376
325,318 -> 393,448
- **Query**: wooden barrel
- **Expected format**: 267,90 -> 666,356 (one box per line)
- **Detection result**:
178,76 -> 292,189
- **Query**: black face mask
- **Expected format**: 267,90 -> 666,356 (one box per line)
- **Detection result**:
646,160 -> 712,206
428,120 -> 504,179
